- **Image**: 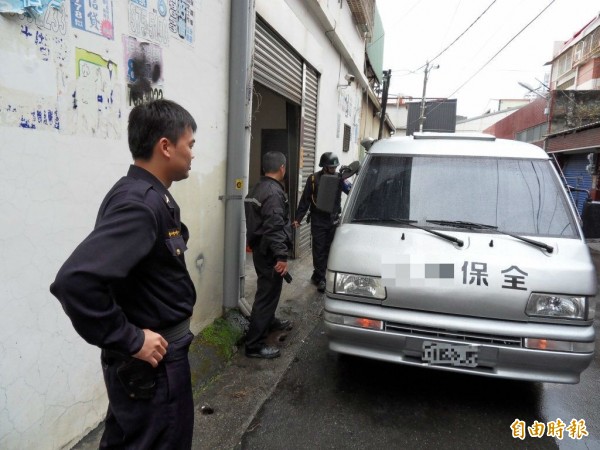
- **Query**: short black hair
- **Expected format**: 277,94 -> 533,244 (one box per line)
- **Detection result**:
128,99 -> 197,160
262,151 -> 286,173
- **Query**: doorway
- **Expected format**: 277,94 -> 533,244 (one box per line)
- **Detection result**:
249,83 -> 301,257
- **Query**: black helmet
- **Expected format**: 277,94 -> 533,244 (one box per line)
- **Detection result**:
319,152 -> 340,168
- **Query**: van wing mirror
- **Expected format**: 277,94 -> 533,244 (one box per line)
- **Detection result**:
339,161 -> 360,180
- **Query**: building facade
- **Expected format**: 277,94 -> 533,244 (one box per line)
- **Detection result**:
547,13 -> 600,211
0,1 -> 388,448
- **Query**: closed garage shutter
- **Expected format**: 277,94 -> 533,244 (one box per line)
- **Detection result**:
297,65 -> 319,257
254,18 -> 303,105
563,154 -> 592,215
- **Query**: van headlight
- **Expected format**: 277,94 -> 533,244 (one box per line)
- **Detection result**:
525,293 -> 592,320
327,271 -> 386,299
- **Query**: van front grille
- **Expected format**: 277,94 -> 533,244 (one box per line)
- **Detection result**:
385,322 -> 523,347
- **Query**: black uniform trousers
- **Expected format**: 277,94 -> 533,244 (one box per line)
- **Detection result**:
310,213 -> 336,283
100,332 -> 194,449
246,247 -> 284,349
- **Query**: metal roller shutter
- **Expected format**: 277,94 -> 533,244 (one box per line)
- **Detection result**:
297,65 -> 319,257
563,154 -> 592,215
254,18 -> 303,105
252,17 -> 318,258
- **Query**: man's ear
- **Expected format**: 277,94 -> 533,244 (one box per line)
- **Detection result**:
157,137 -> 171,159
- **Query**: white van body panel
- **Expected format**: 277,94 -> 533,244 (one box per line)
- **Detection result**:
324,133 -> 597,384
330,224 -> 596,321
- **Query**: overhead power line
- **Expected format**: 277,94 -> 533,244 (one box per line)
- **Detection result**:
445,0 -> 556,102
414,0 -> 498,72
408,0 -> 556,127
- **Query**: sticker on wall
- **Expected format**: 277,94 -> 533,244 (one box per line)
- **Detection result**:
128,0 -> 169,46
168,0 -> 194,45
0,9 -> 71,131
16,2 -> 68,36
122,35 -> 164,107
0,0 -> 65,15
70,0 -> 114,40
56,48 -> 122,138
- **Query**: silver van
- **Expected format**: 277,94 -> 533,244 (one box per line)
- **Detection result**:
323,132 -> 597,383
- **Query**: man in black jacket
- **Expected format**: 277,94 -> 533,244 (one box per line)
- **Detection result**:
50,99 -> 197,448
244,151 -> 293,359
293,152 -> 350,292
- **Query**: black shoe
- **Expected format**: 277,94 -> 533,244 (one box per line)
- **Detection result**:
317,280 -> 326,292
310,274 -> 320,286
245,345 -> 281,359
269,318 -> 293,331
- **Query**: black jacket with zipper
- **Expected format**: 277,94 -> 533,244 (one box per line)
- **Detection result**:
244,176 -> 292,261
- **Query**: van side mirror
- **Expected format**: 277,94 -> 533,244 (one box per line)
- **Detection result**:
339,161 -> 360,180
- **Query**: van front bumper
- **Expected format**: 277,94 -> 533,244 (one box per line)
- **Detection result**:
324,298 -> 595,384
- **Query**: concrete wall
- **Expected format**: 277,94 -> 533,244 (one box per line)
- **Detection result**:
0,1 -> 230,448
0,1 -> 374,448
385,103 -> 408,135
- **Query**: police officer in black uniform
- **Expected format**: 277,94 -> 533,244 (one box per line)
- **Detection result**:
244,151 -> 293,359
50,99 -> 198,449
293,152 -> 351,292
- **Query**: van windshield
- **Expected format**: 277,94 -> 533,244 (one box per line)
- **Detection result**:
347,155 -> 578,238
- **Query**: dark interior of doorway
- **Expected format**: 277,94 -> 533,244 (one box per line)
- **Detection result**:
250,85 -> 301,258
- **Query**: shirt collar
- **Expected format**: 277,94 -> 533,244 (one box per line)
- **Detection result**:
127,165 -> 173,204
261,175 -> 284,188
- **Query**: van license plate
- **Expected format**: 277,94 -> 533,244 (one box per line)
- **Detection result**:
422,342 -> 478,367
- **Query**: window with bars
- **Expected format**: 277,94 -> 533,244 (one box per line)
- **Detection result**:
343,124 -> 351,152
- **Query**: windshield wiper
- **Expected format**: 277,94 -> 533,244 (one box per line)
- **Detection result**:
426,220 -> 554,253
426,220 -> 497,230
352,218 -> 464,247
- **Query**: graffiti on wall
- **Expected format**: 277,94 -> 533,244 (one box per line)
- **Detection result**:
16,2 -> 68,35
128,0 -> 169,46
168,0 -> 194,45
338,90 -> 354,119
123,35 -> 164,107
70,0 -> 114,40
59,48 -> 122,137
0,4 -> 71,131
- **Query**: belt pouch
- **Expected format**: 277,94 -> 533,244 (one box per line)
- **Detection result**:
116,357 -> 157,400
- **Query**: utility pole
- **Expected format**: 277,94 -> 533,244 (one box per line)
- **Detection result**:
418,61 -> 439,132
378,69 -> 391,139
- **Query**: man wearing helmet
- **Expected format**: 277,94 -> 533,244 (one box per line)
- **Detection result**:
292,152 -> 351,292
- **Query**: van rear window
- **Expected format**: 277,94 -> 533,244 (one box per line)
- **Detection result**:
348,155 -> 578,238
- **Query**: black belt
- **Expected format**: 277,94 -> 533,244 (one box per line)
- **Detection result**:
102,318 -> 191,362
156,317 -> 191,343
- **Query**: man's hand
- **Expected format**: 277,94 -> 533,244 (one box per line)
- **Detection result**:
274,260 -> 288,276
292,220 -> 300,228
133,329 -> 168,367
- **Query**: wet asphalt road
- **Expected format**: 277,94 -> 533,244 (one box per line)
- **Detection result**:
240,318 -> 600,450
239,259 -> 600,450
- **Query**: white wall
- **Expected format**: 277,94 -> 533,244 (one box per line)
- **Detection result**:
0,1 -> 230,448
456,109 -> 518,133
0,1 -> 372,447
